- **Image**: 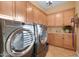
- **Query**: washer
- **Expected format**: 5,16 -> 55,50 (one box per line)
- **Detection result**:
0,19 -> 35,57
34,24 -> 48,57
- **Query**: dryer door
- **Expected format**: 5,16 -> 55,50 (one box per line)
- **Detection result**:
6,28 -> 35,57
37,25 -> 47,44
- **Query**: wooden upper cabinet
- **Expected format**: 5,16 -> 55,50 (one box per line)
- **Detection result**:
32,5 -> 47,25
63,9 -> 75,26
47,12 -> 64,27
0,1 -> 13,17
26,2 -> 34,23
0,2 -> 47,25
43,14 -> 47,25
55,12 -> 64,26
0,1 -> 27,22
36,9 -> 42,24
15,1 -> 27,22
32,5 -> 39,24
47,14 -> 56,26
47,8 -> 75,26
38,10 -> 47,25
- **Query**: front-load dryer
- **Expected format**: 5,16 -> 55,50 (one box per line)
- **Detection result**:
0,19 -> 35,57
34,24 -> 48,57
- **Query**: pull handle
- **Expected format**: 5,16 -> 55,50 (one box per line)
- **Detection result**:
72,33 -> 74,48
62,37 -> 64,39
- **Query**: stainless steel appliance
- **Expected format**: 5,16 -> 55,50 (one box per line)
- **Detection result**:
34,24 -> 48,57
0,19 -> 35,57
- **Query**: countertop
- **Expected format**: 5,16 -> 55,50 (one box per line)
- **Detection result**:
48,32 -> 72,34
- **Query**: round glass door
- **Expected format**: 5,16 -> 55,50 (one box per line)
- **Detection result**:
37,25 -> 47,44
40,29 -> 47,44
6,28 -> 35,57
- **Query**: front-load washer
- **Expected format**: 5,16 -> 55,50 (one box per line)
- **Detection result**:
34,24 -> 48,57
0,19 -> 35,57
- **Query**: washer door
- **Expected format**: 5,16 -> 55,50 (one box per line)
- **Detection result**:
40,31 -> 47,45
6,28 -> 35,57
37,25 -> 47,44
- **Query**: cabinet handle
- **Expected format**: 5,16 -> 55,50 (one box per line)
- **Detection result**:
62,37 -> 64,39
72,33 -> 74,48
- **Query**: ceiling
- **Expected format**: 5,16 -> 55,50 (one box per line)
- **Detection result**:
30,1 -> 75,14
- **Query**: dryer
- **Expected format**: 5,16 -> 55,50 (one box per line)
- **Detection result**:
34,24 -> 48,57
0,19 -> 35,57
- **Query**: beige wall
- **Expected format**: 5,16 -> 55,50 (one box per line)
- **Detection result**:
75,2 -> 79,56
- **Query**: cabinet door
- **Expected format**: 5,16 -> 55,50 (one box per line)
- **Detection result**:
0,2 -> 13,19
26,2 -> 34,23
55,12 -> 64,26
64,33 -> 74,49
63,9 -> 75,26
47,14 -> 56,26
54,34 -> 64,47
43,14 -> 47,25
38,11 -> 47,25
33,5 -> 47,25
37,10 -> 43,24
47,33 -> 55,45
15,1 -> 27,22
33,6 -> 40,24
32,6 -> 39,24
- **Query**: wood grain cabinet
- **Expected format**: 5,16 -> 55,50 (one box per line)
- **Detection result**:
15,1 -> 27,22
55,12 -> 64,26
63,9 -> 75,26
0,1 -> 13,17
0,2 -> 47,25
38,11 -> 46,25
47,8 -> 75,26
47,12 -> 64,27
48,33 -> 64,47
63,33 -> 74,50
0,1 -> 27,22
42,14 -> 47,25
47,14 -> 56,26
48,33 -> 75,50
54,34 -> 64,47
32,6 -> 39,24
48,33 -> 55,45
32,5 -> 47,25
37,8 -> 47,25
36,9 -> 43,24
32,5 -> 42,24
15,1 -> 34,23
26,2 -> 34,23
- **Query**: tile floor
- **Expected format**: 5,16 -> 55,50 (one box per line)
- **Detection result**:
45,45 -> 77,57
